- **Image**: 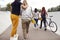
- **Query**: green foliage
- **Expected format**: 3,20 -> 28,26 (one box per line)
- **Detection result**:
0,3 -> 11,11
48,5 -> 60,12
6,3 -> 11,11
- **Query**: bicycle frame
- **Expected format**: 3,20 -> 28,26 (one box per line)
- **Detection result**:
46,16 -> 53,26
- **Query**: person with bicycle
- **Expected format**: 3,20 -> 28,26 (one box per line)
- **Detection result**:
39,7 -> 48,31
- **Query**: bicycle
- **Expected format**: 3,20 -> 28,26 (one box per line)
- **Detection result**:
46,16 -> 58,33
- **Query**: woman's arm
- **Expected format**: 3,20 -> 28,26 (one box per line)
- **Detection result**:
21,4 -> 28,10
46,12 -> 48,17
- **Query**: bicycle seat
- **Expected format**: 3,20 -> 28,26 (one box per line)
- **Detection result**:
49,16 -> 53,17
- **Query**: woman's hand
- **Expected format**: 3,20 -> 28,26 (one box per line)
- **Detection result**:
21,1 -> 28,10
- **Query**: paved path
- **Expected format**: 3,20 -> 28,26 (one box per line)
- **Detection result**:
0,19 -> 60,40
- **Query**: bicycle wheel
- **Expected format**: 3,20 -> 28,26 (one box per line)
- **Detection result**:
49,21 -> 57,32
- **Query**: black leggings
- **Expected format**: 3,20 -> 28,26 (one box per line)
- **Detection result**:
40,15 -> 46,28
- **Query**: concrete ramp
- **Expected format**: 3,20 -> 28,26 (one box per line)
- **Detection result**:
0,20 -> 60,40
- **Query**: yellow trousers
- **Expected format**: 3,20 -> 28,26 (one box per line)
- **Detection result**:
10,14 -> 19,37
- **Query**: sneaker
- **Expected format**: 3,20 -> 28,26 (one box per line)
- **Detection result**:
44,28 -> 47,31
34,24 -> 36,27
13,34 -> 19,40
10,37 -> 13,40
39,27 -> 42,29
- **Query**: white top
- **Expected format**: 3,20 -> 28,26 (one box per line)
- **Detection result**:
21,6 -> 33,20
33,12 -> 39,19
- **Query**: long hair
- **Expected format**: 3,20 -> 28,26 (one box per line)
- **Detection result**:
23,0 -> 28,5
41,7 -> 46,14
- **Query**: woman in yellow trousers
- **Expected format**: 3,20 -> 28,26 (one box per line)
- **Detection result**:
10,0 -> 22,40
10,14 -> 19,37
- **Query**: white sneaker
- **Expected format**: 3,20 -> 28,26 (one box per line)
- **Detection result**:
13,34 -> 19,40
10,37 -> 13,40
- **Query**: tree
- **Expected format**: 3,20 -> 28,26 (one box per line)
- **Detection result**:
48,8 -> 51,12
57,5 -> 60,11
48,5 -> 60,12
6,3 -> 11,11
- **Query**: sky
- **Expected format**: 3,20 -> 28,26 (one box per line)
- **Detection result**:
0,0 -> 60,11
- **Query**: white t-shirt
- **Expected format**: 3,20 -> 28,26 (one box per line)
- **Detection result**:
33,12 -> 39,19
21,6 -> 33,20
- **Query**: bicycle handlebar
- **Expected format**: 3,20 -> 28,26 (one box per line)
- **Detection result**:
49,16 -> 53,17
